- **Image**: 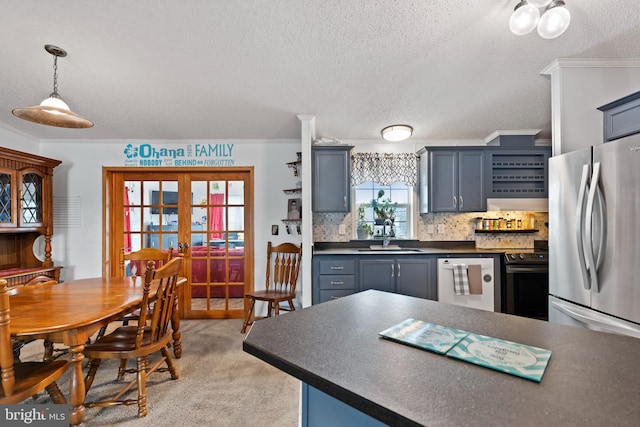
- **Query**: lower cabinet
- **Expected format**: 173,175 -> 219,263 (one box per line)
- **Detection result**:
396,258 -> 436,300
359,257 -> 436,300
313,255 -> 436,304
313,257 -> 357,304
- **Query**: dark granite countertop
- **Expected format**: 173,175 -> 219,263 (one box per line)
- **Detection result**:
313,240 -> 548,256
243,290 -> 640,427
314,241 -> 506,256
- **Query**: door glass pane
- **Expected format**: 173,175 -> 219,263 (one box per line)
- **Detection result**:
229,180 -> 244,204
21,173 -> 42,223
0,173 -> 11,223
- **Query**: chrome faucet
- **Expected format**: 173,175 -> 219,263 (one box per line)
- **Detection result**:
383,219 -> 393,247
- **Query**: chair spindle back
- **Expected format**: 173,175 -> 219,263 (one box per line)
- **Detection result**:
137,257 -> 182,348
265,242 -> 302,294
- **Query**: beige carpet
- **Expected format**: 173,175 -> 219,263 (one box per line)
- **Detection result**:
23,319 -> 300,426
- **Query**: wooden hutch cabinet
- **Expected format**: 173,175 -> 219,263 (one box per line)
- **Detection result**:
0,147 -> 62,287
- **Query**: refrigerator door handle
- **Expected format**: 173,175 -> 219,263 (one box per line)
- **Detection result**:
594,173 -> 607,274
585,162 -> 601,293
550,299 -> 640,339
576,163 -> 591,290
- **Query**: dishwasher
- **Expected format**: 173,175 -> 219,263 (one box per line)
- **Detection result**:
437,258 -> 495,312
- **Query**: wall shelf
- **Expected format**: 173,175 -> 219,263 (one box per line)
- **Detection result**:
475,229 -> 539,234
283,188 -> 302,195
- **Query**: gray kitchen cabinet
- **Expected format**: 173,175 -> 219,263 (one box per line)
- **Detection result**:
358,259 -> 395,293
312,145 -> 353,212
313,257 -> 357,304
598,90 -> 640,142
358,256 -> 436,300
485,147 -> 551,198
427,149 -> 485,213
396,258 -> 436,300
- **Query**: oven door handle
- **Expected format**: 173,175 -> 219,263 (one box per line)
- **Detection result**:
505,266 -> 548,273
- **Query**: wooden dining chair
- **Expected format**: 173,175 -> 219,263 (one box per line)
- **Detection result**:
120,247 -> 174,278
241,242 -> 302,333
94,247 -> 175,342
0,279 -> 68,404
8,276 -> 62,363
83,256 -> 182,418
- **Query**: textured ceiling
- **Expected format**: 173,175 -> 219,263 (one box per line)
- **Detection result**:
1,1 -> 639,142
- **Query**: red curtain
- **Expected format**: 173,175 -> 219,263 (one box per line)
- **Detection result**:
124,186 -> 132,249
209,193 -> 224,239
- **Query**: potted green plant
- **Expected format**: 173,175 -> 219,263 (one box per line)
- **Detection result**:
356,203 -> 373,239
371,190 -> 397,224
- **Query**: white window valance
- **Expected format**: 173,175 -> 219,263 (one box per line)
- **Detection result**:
351,153 -> 418,187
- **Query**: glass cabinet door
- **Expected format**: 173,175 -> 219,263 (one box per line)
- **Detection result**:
0,169 -> 15,226
20,171 -> 44,225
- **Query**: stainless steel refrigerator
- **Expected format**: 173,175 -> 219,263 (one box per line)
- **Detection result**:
549,133 -> 640,338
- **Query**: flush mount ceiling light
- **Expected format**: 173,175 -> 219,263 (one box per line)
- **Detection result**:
509,0 -> 571,39
12,44 -> 93,128
381,125 -> 413,142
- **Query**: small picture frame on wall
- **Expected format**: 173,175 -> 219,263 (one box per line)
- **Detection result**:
287,198 -> 301,220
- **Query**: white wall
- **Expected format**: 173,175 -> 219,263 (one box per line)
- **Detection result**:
38,140 -> 302,295
0,125 -> 40,152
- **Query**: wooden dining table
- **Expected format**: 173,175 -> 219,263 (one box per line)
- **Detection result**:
8,275 -> 185,427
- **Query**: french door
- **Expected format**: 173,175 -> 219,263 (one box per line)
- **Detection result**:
104,167 -> 254,319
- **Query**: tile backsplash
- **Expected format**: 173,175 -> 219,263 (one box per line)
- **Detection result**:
313,211 -> 548,249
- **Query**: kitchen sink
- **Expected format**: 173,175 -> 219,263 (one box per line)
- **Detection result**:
358,245 -> 423,252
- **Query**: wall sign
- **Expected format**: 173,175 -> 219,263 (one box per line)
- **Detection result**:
123,143 -> 235,166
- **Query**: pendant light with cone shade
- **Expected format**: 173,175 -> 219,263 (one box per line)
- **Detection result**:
12,44 -> 93,128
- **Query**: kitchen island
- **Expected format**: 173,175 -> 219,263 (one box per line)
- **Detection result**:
243,290 -> 640,426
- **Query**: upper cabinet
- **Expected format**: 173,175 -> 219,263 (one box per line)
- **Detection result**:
421,148 -> 485,213
0,147 -> 61,232
598,90 -> 640,142
312,145 -> 353,213
0,147 -> 61,283
485,147 -> 551,198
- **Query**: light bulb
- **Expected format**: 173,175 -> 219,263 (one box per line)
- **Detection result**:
537,2 -> 571,39
509,1 -> 540,36
40,96 -> 71,112
528,0 -> 552,7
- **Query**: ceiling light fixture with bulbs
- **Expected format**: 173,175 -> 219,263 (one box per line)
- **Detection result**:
12,44 -> 93,128
509,0 -> 571,39
381,125 -> 413,142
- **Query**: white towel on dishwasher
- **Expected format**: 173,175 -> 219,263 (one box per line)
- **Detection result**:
452,264 -> 470,295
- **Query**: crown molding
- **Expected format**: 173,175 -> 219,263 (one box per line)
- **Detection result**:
541,58 -> 640,75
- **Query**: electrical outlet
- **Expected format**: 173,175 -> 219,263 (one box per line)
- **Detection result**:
438,224 -> 445,234
427,225 -> 434,234
338,224 -> 346,235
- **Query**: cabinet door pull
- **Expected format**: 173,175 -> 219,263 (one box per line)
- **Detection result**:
397,263 -> 401,277
330,266 -> 344,270
391,264 -> 395,277
330,281 -> 344,285
453,196 -> 457,208
459,196 -> 464,209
